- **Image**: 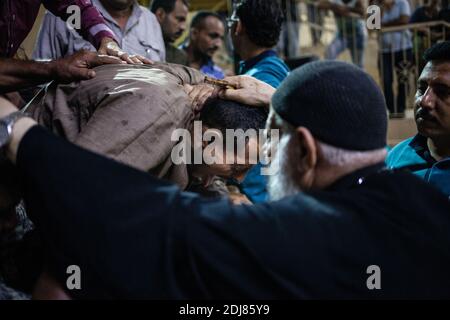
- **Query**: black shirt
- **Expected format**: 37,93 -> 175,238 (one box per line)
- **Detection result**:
17,127 -> 450,299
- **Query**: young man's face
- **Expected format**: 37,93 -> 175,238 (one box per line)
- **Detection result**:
189,129 -> 258,186
415,61 -> 450,140
158,0 -> 188,43
191,16 -> 225,59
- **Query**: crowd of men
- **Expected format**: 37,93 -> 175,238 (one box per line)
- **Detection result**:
0,0 -> 449,300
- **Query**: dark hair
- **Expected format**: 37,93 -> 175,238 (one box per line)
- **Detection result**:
423,41 -> 450,62
150,0 -> 189,14
200,98 -> 267,176
190,11 -> 224,30
200,98 -> 268,135
236,0 -> 284,48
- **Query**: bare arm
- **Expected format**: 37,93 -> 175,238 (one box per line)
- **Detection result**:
382,15 -> 409,27
0,59 -> 54,94
318,0 -> 365,18
0,51 -> 124,94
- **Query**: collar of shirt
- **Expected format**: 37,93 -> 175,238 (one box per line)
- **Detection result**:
408,134 -> 437,165
239,50 -> 277,74
92,0 -> 142,36
200,59 -> 224,79
326,163 -> 387,192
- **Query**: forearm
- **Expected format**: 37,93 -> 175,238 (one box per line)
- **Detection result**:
0,59 -> 56,94
42,0 -> 117,49
331,3 -> 364,17
382,16 -> 410,27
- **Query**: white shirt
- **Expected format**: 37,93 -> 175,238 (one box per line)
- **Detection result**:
381,0 -> 413,52
33,0 -> 165,61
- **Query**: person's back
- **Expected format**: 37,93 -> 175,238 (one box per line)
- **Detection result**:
29,63 -> 204,188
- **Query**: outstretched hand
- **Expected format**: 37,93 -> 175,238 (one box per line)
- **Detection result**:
98,38 -> 154,65
218,75 -> 275,108
50,49 -> 125,83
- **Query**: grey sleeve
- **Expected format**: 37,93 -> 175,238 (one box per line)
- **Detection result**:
33,11 -> 96,61
32,11 -> 66,61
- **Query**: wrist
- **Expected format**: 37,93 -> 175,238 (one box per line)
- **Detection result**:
47,60 -> 60,80
6,117 -> 37,164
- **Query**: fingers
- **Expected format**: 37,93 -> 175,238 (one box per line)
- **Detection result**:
71,68 -> 96,82
222,76 -> 244,88
91,54 -> 125,67
194,88 -> 215,112
116,51 -> 135,64
128,55 -> 143,64
187,85 -> 218,112
219,88 -> 247,105
183,84 -> 194,95
132,55 -> 154,65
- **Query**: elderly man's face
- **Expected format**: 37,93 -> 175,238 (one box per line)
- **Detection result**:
415,61 -> 450,140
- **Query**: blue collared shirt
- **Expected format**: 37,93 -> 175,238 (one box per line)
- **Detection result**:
33,0 -> 166,62
238,50 -> 290,203
239,50 -> 290,88
386,135 -> 450,197
200,59 -> 225,79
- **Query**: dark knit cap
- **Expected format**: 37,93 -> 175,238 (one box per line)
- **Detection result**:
272,60 -> 387,151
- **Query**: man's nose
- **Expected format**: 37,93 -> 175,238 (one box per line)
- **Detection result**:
419,87 -> 436,110
213,38 -> 222,47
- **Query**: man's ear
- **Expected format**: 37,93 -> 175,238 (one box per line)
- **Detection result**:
295,127 -> 317,172
191,28 -> 198,41
235,21 -> 244,36
154,8 -> 166,23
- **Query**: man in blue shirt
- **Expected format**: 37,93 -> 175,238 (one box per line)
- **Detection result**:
386,41 -> 450,197
228,0 -> 290,202
183,12 -> 226,79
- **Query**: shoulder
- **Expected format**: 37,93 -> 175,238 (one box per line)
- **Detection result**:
139,5 -> 158,21
247,57 -> 290,88
386,137 -> 416,168
396,0 -> 411,10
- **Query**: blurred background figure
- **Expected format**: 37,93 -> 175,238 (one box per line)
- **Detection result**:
33,0 -> 166,62
151,0 -> 189,65
277,0 -> 301,59
307,0 -> 325,46
379,0 -> 413,118
183,11 -> 226,79
410,0 -> 441,71
318,0 -> 366,68
439,0 -> 450,40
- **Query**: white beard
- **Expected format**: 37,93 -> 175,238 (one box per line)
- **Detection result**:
267,134 -> 302,201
